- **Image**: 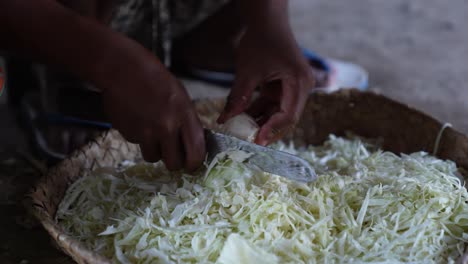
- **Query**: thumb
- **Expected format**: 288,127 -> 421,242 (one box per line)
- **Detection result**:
217,78 -> 258,124
254,111 -> 294,146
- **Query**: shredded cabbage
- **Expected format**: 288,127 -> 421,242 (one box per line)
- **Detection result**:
57,135 -> 468,263
220,113 -> 259,142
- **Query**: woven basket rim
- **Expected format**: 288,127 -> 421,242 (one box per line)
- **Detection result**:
29,90 -> 468,263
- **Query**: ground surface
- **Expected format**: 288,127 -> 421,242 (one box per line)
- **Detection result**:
1,0 -> 467,263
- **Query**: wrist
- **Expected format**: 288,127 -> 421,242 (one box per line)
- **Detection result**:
238,0 -> 289,30
71,24 -> 127,89
83,30 -> 151,92
91,35 -> 169,94
83,33 -> 125,91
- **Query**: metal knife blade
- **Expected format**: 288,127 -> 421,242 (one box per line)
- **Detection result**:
205,129 -> 317,183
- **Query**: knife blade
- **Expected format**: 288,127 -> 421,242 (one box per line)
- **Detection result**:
204,129 -> 317,183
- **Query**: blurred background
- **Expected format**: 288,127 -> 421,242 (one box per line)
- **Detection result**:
186,0 -> 468,133
0,0 -> 467,262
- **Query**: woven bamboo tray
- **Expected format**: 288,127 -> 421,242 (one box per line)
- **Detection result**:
29,89 -> 468,263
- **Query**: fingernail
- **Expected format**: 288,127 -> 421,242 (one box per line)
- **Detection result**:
260,132 -> 276,146
255,137 -> 268,146
217,113 -> 226,124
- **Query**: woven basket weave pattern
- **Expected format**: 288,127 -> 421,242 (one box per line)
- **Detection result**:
30,90 -> 468,263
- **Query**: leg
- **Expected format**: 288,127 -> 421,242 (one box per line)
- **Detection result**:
171,1 -> 244,72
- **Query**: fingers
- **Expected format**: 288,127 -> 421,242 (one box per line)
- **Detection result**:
181,113 -> 206,171
140,143 -> 161,163
138,116 -> 205,172
246,80 -> 282,125
255,111 -> 295,146
217,77 -> 259,124
159,112 -> 206,172
140,128 -> 161,163
254,77 -> 307,146
160,129 -> 184,171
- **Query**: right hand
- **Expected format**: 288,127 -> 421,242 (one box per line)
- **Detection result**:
94,44 -> 206,171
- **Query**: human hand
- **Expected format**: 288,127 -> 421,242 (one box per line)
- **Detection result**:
96,45 -> 205,171
217,26 -> 314,146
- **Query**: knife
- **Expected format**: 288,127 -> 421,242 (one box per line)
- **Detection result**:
204,129 -> 317,183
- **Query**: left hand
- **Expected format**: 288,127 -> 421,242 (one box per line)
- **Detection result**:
217,26 -> 315,146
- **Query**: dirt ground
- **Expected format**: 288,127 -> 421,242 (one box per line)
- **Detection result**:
0,0 -> 467,263
291,0 -> 468,133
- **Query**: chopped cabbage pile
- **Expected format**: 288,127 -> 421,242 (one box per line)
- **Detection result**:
57,136 -> 468,263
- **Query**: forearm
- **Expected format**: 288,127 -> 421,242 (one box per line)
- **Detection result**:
237,0 -> 290,30
0,0 -> 126,85
237,0 -> 301,56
